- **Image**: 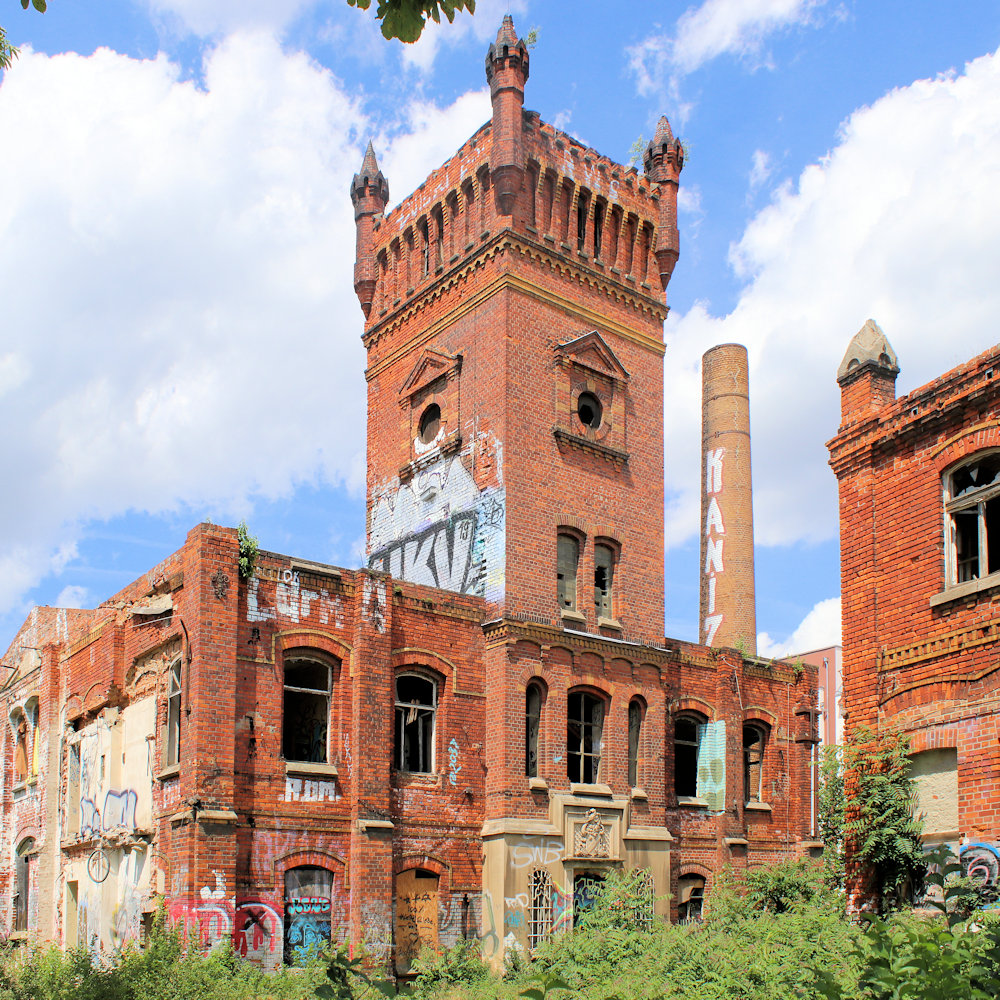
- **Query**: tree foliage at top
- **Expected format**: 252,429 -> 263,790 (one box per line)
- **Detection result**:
1,0 -> 46,73
347,0 -> 475,43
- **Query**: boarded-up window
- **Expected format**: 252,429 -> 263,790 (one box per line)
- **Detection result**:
13,712 -> 29,783
284,866 -> 333,965
528,868 -> 553,950
909,748 -> 959,837
594,544 -> 614,619
698,720 -> 727,811
395,869 -> 439,973
525,683 -> 542,778
567,691 -> 604,783
557,535 -> 579,611
283,657 -> 332,763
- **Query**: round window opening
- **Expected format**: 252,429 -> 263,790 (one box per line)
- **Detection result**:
577,392 -> 603,430
418,403 -> 441,444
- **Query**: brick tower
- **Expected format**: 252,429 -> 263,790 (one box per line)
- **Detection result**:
358,16 -> 684,643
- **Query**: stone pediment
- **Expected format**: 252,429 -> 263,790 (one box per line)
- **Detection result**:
398,348 -> 462,402
555,331 -> 629,383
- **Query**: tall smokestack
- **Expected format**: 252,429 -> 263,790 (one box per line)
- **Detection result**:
700,343 -> 757,652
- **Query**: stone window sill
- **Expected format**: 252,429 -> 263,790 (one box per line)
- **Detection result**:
745,801 -> 772,813
570,782 -> 613,797
560,608 -> 586,626
597,617 -> 622,632
630,786 -> 648,801
393,770 -> 441,788
930,570 -> 1000,607
157,763 -> 180,781
676,796 -> 708,809
528,776 -> 549,792
285,760 -> 338,779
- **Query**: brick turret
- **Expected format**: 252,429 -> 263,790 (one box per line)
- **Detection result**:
351,141 -> 390,318
485,15 -> 529,215
836,318 -> 899,420
643,115 -> 684,297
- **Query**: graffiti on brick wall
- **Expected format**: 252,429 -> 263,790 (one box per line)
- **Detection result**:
363,576 -> 386,633
961,842 -> 1000,905
282,776 -> 340,802
703,446 -> 725,645
234,901 -> 282,970
447,737 -> 462,786
368,431 -> 505,603
247,570 -> 345,628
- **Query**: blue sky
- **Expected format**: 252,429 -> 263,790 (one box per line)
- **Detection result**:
1,0 -> 998,655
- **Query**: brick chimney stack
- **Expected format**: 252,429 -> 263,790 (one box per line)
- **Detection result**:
836,318 -> 899,422
485,14 -> 529,216
643,115 -> 684,299
350,140 -> 389,318
700,343 -> 757,652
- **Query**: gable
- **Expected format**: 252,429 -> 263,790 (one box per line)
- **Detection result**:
555,330 -> 630,382
398,348 -> 462,401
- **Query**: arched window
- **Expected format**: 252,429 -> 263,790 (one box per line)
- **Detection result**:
628,699 -> 643,788
557,533 -> 580,612
525,682 -> 543,778
528,868 -> 553,949
395,674 -> 436,773
674,714 -> 704,799
945,451 -> 1000,585
165,659 -> 182,767
743,724 -> 768,803
677,874 -> 705,923
283,866 -> 333,965
283,655 -> 334,764
594,544 -> 615,620
567,690 -> 604,784
12,710 -> 29,784
14,838 -> 35,932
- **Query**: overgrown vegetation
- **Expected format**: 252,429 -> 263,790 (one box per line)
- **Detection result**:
237,519 -> 260,580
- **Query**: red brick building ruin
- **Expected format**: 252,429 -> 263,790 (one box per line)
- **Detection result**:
829,321 -> 1000,892
1,17 -> 818,971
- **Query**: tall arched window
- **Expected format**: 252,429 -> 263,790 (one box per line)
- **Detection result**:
12,709 -> 29,783
594,543 -> 615,620
567,690 -> 604,784
283,655 -> 334,764
14,838 -> 35,932
283,866 -> 333,965
945,451 -> 1000,586
628,699 -> 643,788
528,868 -> 553,949
743,724 -> 768,803
557,533 -> 580,612
165,659 -> 182,767
395,674 -> 436,773
674,714 -> 704,799
525,682 -> 543,778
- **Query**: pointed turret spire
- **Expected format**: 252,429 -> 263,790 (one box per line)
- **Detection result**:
642,115 -> 685,296
350,141 -> 390,318
485,16 -> 529,216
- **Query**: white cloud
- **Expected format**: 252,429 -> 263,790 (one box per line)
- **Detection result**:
628,0 -> 829,99
0,36 -> 484,620
144,0 -> 320,37
664,50 -> 1000,552
757,596 -> 840,657
748,148 -> 773,195
55,585 -> 90,610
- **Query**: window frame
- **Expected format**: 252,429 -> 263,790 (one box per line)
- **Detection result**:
677,873 -> 705,924
165,658 -> 182,768
525,681 -> 544,778
674,712 -> 706,800
743,723 -> 768,804
944,451 -> 1000,588
282,654 -> 335,765
528,867 -> 554,950
593,541 -> 616,622
394,672 -> 438,774
557,532 -> 581,613
567,689 -> 605,784
627,698 -> 644,788
14,837 -> 36,933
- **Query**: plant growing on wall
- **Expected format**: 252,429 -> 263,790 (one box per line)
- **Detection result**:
237,520 -> 259,581
841,726 -> 925,913
818,743 -> 846,889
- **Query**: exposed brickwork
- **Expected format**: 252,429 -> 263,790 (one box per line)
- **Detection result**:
830,331 -> 1000,893
0,14 -> 816,971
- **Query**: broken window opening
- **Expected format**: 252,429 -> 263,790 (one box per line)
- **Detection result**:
419,219 -> 430,276
572,871 -> 604,927
14,838 -> 35,932
567,690 -> 604,783
594,544 -> 615,620
557,534 -> 580,611
743,724 -> 767,803
395,673 -> 436,773
674,715 -> 703,799
282,656 -> 333,764
528,868 -> 553,949
12,709 -> 29,783
284,865 -> 333,966
166,658 -> 182,767
418,403 -> 441,445
577,195 -> 588,252
946,452 -> 1000,586
628,699 -> 643,788
525,682 -> 543,778
577,391 -> 603,430
677,874 -> 705,924
593,201 -> 605,260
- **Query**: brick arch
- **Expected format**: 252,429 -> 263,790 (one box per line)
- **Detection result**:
393,852 -> 452,886
555,515 -> 588,538
909,725 -> 959,754
671,696 -> 715,721
63,694 -> 83,722
677,861 -> 712,881
743,706 -> 777,728
391,648 -> 451,687
275,630 -> 352,669
931,421 -> 1000,468
272,849 -> 348,896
